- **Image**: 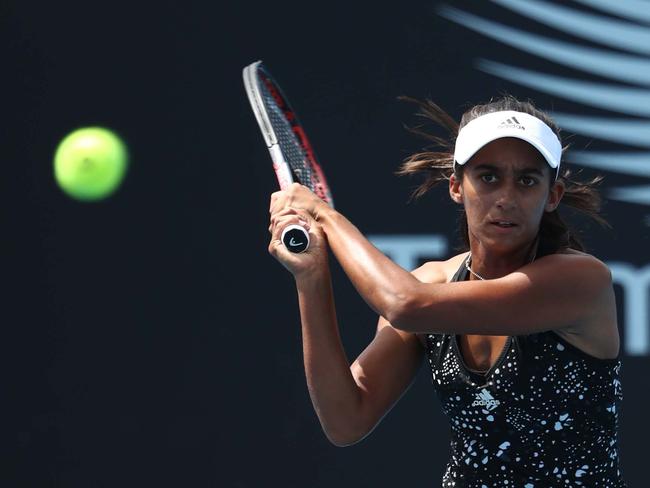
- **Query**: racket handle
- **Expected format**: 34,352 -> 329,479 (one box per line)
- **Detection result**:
281,224 -> 310,253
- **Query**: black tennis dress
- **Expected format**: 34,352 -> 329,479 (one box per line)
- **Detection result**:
422,258 -> 625,487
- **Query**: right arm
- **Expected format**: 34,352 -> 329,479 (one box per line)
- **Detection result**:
269,204 -> 438,446
297,267 -> 425,446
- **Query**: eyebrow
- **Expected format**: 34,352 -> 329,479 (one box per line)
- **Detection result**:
472,163 -> 545,176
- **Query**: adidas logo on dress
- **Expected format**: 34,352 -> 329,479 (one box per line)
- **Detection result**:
472,388 -> 501,411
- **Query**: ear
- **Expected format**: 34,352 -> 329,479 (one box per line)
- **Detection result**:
449,173 -> 463,204
545,178 -> 565,212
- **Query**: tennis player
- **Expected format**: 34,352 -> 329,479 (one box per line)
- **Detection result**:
268,96 -> 625,487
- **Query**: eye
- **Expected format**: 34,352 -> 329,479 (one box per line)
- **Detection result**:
520,176 -> 538,187
480,174 -> 497,183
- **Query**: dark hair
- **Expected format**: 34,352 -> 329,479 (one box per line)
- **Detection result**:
396,95 -> 609,253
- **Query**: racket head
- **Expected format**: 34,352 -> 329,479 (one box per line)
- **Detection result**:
243,60 -> 334,208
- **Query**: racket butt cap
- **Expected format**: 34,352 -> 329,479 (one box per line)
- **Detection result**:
281,224 -> 310,253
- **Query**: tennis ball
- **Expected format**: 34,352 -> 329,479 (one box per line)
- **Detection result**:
54,127 -> 128,201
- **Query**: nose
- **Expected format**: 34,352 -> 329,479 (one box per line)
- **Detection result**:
495,182 -> 518,211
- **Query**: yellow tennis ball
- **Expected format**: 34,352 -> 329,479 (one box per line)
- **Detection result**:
54,127 -> 128,201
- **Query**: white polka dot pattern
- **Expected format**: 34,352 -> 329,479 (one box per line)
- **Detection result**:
425,263 -> 626,487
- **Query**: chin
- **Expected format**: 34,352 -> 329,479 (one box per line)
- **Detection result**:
478,231 -> 529,254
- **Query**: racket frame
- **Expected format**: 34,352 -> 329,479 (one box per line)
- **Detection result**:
243,60 -> 334,207
243,60 -> 325,253
243,60 -> 294,191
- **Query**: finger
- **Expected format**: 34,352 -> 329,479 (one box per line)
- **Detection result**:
271,215 -> 310,240
269,206 -> 292,233
268,236 -> 295,261
269,191 -> 287,215
272,196 -> 294,217
269,206 -> 303,227
269,208 -> 310,235
270,206 -> 310,226
270,213 -> 310,241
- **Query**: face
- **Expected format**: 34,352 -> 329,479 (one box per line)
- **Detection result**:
449,137 -> 565,254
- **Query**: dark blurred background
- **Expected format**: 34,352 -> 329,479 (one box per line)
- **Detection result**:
4,1 -> 649,486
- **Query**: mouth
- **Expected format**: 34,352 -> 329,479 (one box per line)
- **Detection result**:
490,220 -> 518,228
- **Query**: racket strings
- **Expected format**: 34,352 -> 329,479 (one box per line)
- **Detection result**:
259,75 -> 331,205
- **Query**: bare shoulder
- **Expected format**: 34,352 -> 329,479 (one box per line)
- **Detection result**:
408,252 -> 469,348
553,247 -> 604,264
411,252 -> 469,284
539,249 -> 618,359
529,249 -> 612,285
522,249 -> 614,324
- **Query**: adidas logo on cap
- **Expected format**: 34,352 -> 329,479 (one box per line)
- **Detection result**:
498,116 -> 525,130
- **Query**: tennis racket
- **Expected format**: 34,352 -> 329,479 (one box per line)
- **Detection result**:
242,60 -> 334,253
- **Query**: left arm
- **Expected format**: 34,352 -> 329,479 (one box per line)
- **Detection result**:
389,254 -> 613,335
271,184 -> 613,335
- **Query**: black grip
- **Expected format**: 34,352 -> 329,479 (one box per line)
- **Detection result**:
281,224 -> 310,253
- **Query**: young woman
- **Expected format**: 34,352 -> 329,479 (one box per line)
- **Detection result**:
268,96 -> 625,487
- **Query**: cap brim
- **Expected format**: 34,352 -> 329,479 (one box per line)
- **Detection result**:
455,131 -> 560,169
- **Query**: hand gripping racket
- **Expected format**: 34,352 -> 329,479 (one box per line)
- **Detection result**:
242,60 -> 334,253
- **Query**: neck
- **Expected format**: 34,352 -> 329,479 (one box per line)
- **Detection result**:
466,236 -> 539,281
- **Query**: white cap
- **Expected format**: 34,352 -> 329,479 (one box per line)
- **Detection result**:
453,111 -> 562,179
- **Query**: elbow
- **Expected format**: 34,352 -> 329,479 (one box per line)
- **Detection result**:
376,276 -> 429,331
322,416 -> 373,447
385,293 -> 421,332
324,428 -> 366,448
385,309 -> 406,331
328,435 -> 361,448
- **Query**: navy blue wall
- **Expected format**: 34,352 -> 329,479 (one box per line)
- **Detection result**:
5,1 -> 648,486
